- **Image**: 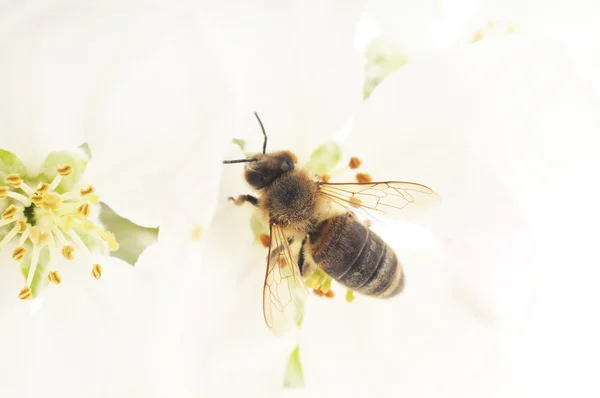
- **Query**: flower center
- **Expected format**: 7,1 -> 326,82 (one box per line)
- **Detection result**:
0,165 -> 118,300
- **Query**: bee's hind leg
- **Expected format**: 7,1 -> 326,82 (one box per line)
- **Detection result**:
228,194 -> 259,207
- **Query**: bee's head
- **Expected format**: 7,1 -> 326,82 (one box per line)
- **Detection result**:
243,151 -> 297,189
222,112 -> 298,189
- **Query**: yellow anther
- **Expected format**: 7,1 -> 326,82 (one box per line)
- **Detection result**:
31,194 -> 43,206
471,29 -> 484,43
18,286 -> 32,300
99,230 -> 119,251
0,186 -> 7,199
77,203 -> 90,217
16,220 -> 27,233
41,192 -> 61,211
321,174 -> 331,183
80,185 -> 94,196
48,270 -> 62,285
4,174 -> 22,188
345,289 -> 355,303
1,204 -> 17,220
29,226 -> 49,246
91,264 -> 102,280
190,226 -> 202,241
355,173 -> 372,183
12,246 -> 26,261
61,245 -> 75,260
35,182 -> 50,193
348,157 -> 362,169
56,164 -> 73,177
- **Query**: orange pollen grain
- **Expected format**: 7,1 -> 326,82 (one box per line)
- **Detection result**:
349,157 -> 362,169
355,173 -> 372,183
321,174 -> 331,183
258,234 -> 271,248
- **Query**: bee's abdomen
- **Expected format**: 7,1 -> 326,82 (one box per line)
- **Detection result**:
309,214 -> 403,298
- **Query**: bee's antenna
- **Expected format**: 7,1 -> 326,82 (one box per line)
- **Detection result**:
254,112 -> 267,154
223,158 -> 257,164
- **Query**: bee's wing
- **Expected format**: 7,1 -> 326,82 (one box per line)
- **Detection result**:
318,181 -> 440,223
263,223 -> 308,336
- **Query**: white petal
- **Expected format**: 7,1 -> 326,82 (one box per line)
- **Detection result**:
171,195 -> 296,393
0,3 -> 141,173
206,1 -> 366,158
329,36 -> 600,392
85,11 -> 236,228
365,0 -> 482,56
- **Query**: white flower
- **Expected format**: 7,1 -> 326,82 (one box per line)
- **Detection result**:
137,1 -> 369,395
0,2 -> 236,396
298,36 -> 600,396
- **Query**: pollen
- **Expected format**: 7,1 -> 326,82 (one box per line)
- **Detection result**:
91,264 -> 102,280
2,204 -> 17,220
56,164 -> 73,177
77,203 -> 90,217
12,246 -> 26,261
320,174 -> 331,183
348,157 -> 362,169
80,185 -> 94,196
18,286 -> 32,300
258,233 -> 271,248
0,166 -> 119,298
61,245 -> 75,260
48,270 -> 62,285
355,173 -> 372,183
35,182 -> 50,193
4,174 -> 22,188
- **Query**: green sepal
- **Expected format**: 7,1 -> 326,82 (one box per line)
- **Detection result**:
283,345 -> 305,389
232,138 -> 247,154
20,245 -> 50,299
305,141 -> 342,175
38,150 -> 89,193
98,202 -> 158,266
0,149 -> 28,182
250,212 -> 268,242
363,37 -> 409,99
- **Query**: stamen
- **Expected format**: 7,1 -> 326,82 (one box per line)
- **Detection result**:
77,203 -> 90,217
80,185 -> 94,196
16,220 -> 27,233
18,286 -> 32,300
91,264 -> 102,280
19,181 -> 34,196
2,204 -> 17,220
47,174 -> 63,192
4,174 -> 22,188
26,245 -> 41,286
61,245 -> 75,260
36,183 -> 50,193
0,186 -> 7,199
6,191 -> 31,206
258,234 -> 271,248
56,164 -> 73,177
12,246 -> 26,261
0,224 -> 20,249
320,174 -> 331,183
349,157 -> 362,169
41,192 -> 61,211
0,218 -> 15,228
31,194 -> 43,206
48,270 -> 62,285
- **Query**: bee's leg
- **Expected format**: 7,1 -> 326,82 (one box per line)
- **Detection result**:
228,194 -> 259,207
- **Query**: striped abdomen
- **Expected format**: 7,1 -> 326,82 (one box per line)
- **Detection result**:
308,213 -> 404,298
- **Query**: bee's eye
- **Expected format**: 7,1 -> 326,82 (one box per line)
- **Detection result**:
281,158 -> 294,172
245,169 -> 265,188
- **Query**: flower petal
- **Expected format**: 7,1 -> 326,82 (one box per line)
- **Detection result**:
0,3 -> 142,173
84,11 -> 236,228
205,1 -> 366,158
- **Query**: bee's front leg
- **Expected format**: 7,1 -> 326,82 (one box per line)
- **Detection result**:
228,194 -> 259,207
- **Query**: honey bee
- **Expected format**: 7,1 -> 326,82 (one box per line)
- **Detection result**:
224,113 -> 440,335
